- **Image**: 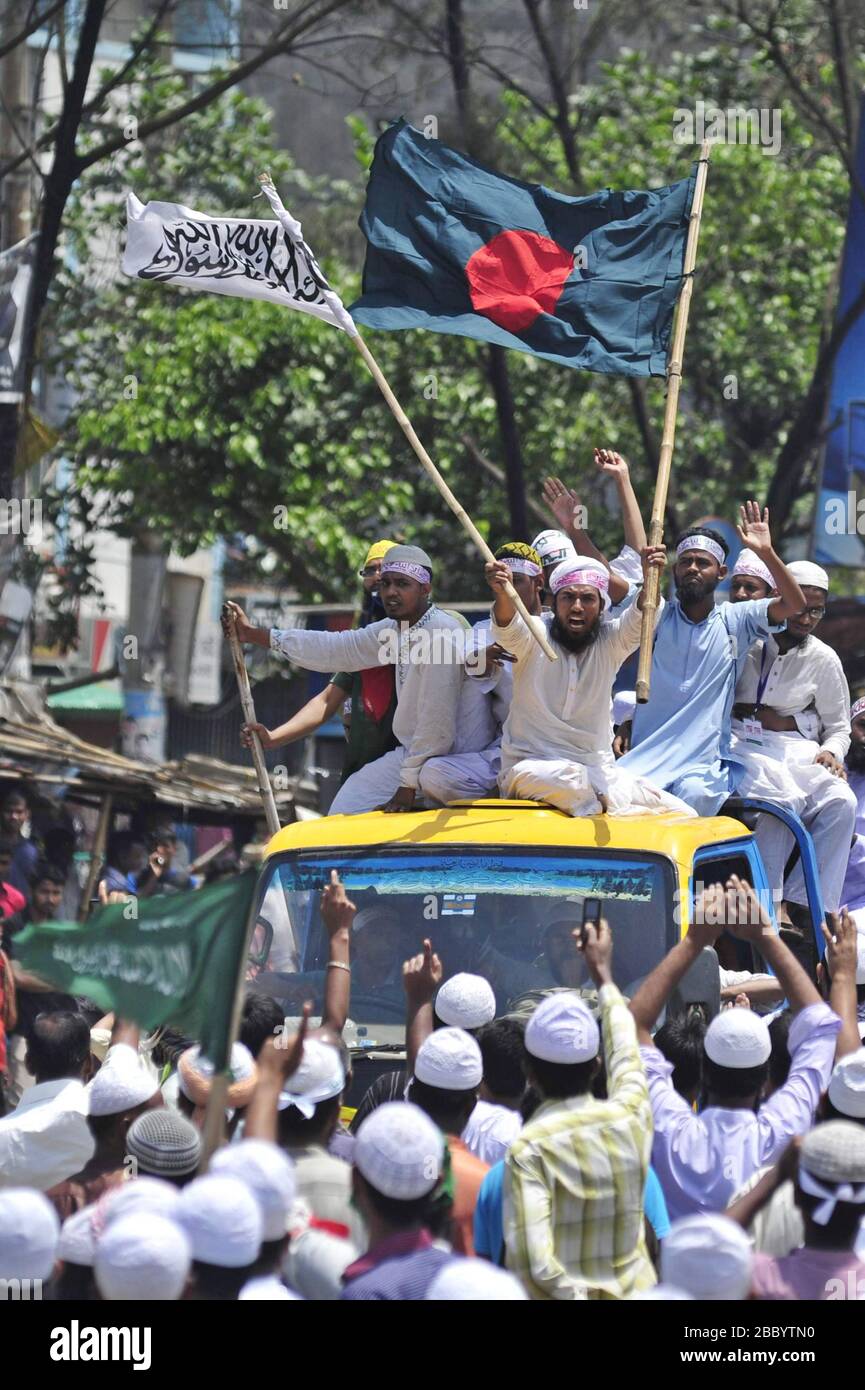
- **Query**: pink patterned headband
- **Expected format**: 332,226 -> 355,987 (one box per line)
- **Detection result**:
732,549 -> 774,587
381,560 -> 431,584
549,562 -> 610,598
852,696 -> 865,722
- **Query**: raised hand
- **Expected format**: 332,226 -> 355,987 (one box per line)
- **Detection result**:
736,500 -> 773,559
484,560 -> 514,594
221,600 -> 257,645
402,938 -> 444,1005
320,869 -> 356,937
542,476 -> 583,532
594,448 -> 629,478
723,874 -> 774,944
575,917 -> 614,987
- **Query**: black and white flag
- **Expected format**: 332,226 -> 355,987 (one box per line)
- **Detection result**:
123,185 -> 358,335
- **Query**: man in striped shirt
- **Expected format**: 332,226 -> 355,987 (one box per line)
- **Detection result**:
504,919 -> 655,1299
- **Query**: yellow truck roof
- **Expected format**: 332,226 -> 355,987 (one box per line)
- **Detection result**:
265,800 -> 752,870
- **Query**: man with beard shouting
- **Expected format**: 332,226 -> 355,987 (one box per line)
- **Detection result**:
485,546 -> 693,816
727,557 -> 856,920
617,503 -> 805,817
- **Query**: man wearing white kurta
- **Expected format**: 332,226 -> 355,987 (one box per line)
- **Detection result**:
224,546 -> 468,816
729,557 -> 856,914
418,541 -> 541,807
485,547 -> 695,817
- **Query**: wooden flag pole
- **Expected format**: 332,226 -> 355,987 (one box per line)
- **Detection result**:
351,334 -> 558,662
636,142 -> 712,704
224,611 -> 282,837
77,792 -> 114,922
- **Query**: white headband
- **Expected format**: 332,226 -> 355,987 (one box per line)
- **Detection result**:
381,560 -> 431,585
852,696 -> 865,722
676,534 -> 726,565
798,1167 -> 865,1225
502,558 -> 542,577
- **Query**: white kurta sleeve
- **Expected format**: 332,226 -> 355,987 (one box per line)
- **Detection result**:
269,620 -> 392,673
601,593 -> 663,666
398,650 -> 465,790
814,652 -> 852,761
490,606 -> 548,662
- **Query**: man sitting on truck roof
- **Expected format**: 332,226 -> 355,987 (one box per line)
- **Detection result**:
484,544 -> 693,816
617,503 -> 806,816
728,554 -> 856,920
224,545 -> 469,817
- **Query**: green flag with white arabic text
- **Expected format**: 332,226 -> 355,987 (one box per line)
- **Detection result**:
13,871 -> 259,1070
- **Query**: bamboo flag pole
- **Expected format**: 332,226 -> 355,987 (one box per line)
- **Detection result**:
350,334 -> 558,662
224,610 -> 281,837
636,142 -> 712,704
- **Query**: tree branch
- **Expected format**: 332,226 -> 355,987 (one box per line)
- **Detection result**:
0,0 -> 67,61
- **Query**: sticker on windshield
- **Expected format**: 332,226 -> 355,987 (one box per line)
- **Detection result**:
441,893 -> 477,916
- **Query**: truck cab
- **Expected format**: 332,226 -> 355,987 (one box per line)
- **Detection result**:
249,799 -> 825,1103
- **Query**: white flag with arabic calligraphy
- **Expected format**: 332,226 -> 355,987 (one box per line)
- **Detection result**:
122,187 -> 358,336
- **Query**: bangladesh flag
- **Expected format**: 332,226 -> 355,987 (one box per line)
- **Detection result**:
13,872 -> 260,1070
351,119 -> 695,376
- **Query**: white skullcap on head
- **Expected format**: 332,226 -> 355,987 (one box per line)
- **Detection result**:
87,1042 -> 159,1116
531,529 -> 578,566
211,1139 -> 296,1241
178,1175 -> 263,1268
95,1213 -> 191,1301
58,1207 -> 97,1268
525,991 -> 600,1064
277,1037 -> 345,1118
354,1101 -> 443,1200
788,560 -> 829,591
102,1176 -> 181,1228
414,1027 -> 483,1090
731,548 -> 774,588
662,1215 -> 752,1301
434,973 -> 496,1029
828,1050 -> 865,1119
798,1121 -> 865,1225
0,1189 -> 60,1282
426,1259 -> 528,1301
704,1008 -> 771,1068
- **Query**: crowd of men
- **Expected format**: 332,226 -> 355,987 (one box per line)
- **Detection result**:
0,448 -> 864,1301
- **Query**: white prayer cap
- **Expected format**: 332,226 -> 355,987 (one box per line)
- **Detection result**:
415,1027 -> 483,1090
531,529 -> 578,567
58,1207 -> 97,1268
178,1175 -> 263,1268
731,547 -> 774,588
178,1041 -> 258,1109
211,1139 -> 296,1241
0,1189 -> 59,1281
788,560 -> 829,591
800,1119 -> 865,1184
87,1042 -> 159,1116
102,1176 -> 181,1228
426,1259 -> 528,1300
95,1213 -> 191,1301
434,973 -> 496,1030
354,1101 -> 444,1200
661,1215 -> 752,1301
277,1037 -> 345,1117
828,1050 -> 865,1119
704,1008 -> 771,1068
525,991 -> 600,1064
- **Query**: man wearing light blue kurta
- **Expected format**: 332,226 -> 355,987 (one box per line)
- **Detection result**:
619,506 -> 806,817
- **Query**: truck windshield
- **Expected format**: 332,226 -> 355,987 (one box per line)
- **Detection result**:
251,847 -> 677,1036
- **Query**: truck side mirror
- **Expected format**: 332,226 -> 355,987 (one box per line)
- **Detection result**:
668,945 -> 720,1022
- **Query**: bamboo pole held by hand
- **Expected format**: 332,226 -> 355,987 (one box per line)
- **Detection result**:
636,142 -> 712,704
351,334 -> 558,662
224,608 -> 281,837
